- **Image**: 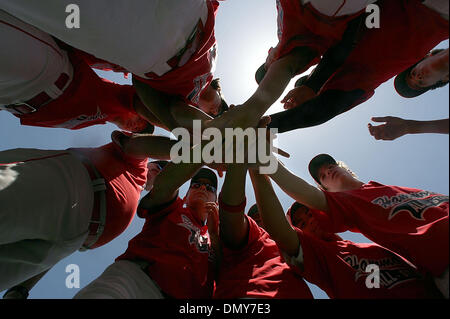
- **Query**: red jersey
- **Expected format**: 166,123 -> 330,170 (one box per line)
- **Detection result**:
213,216 -> 313,299
117,197 -> 215,299
273,0 -> 365,72
321,0 -> 449,95
70,142 -> 148,248
17,50 -> 145,130
285,229 -> 441,298
133,0 -> 220,106
321,181 -> 449,277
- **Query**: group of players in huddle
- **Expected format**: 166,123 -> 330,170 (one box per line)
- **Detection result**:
0,0 -> 448,299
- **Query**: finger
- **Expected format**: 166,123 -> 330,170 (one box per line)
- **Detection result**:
274,146 -> 290,158
371,117 -> 390,123
281,91 -> 294,103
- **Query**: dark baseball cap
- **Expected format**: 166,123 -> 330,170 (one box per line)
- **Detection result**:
286,202 -> 309,224
255,63 -> 267,84
308,154 -> 337,185
394,62 -> 430,98
247,203 -> 259,217
190,168 -> 218,190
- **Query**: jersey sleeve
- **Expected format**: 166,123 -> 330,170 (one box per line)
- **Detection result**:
321,190 -> 359,233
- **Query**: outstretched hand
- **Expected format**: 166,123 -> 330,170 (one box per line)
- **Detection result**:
368,116 -> 409,141
281,85 -> 317,110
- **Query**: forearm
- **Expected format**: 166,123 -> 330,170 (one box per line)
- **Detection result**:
248,47 -> 316,117
249,170 -> 299,256
268,89 -> 365,133
132,76 -> 180,131
269,160 -> 328,212
304,15 -> 365,93
406,118 -> 449,135
133,94 -> 168,130
170,100 -> 214,133
122,134 -> 177,159
219,164 -> 248,248
140,142 -> 207,208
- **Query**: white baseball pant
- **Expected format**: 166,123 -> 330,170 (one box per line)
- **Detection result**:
0,10 -> 72,106
0,0 -> 209,78
0,149 -> 93,292
73,260 -> 165,299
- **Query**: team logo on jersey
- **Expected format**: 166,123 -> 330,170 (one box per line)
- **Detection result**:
55,106 -> 108,129
186,44 -> 216,105
344,254 -> 420,289
371,191 -> 448,221
177,214 -> 210,253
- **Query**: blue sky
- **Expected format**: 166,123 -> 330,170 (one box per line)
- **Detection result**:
0,0 -> 448,299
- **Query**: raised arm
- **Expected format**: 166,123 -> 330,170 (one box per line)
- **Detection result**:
112,130 -> 177,160
268,89 -> 367,133
218,164 -> 249,249
249,169 -> 300,257
138,143 -> 205,210
133,77 -> 215,133
368,117 -> 449,141
268,159 -> 328,212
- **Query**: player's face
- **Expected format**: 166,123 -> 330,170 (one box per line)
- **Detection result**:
185,178 -> 217,218
198,85 -> 222,117
144,163 -> 162,191
318,164 -> 354,192
407,49 -> 449,88
290,206 -> 324,238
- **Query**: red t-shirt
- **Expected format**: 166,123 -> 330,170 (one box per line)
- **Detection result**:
320,0 -> 449,95
133,0 -> 220,106
321,181 -> 449,277
18,50 -> 142,130
117,197 -> 215,299
273,0 -> 364,72
70,142 -> 148,248
284,228 -> 441,298
213,216 -> 313,299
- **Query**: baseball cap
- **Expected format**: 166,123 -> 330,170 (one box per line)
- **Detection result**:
308,154 -> 337,185
394,62 -> 430,98
190,168 -> 218,191
255,63 -> 267,84
217,98 -> 229,117
247,204 -> 259,217
286,202 -> 307,225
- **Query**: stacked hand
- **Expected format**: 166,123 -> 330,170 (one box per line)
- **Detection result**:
281,85 -> 317,110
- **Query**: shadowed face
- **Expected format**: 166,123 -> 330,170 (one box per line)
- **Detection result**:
290,206 -> 324,239
407,49 -> 449,89
318,164 -> 355,192
185,178 -> 217,222
198,85 -> 222,117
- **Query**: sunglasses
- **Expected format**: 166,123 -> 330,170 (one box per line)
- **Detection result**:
190,182 -> 217,193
